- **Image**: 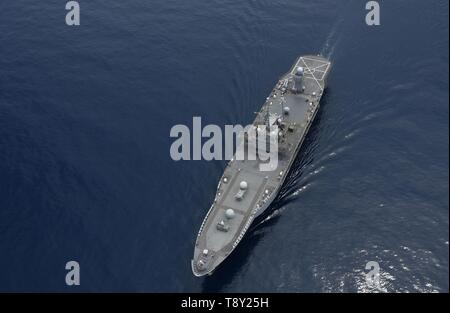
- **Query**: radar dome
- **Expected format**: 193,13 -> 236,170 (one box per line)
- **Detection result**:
225,209 -> 235,219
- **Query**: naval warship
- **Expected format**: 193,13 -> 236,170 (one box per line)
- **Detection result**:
192,55 -> 331,276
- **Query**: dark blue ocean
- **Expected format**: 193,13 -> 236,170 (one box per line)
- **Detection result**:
0,0 -> 448,292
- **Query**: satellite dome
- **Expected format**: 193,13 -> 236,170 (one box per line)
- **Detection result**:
283,106 -> 290,114
239,181 -> 248,190
295,66 -> 304,76
225,209 -> 235,219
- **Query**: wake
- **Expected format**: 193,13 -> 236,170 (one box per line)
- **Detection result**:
319,16 -> 344,60
320,0 -> 355,60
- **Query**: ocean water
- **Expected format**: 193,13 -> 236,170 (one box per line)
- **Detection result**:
0,0 -> 448,292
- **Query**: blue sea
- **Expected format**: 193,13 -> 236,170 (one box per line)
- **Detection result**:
0,0 -> 448,292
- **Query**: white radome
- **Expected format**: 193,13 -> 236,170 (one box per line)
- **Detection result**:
225,209 -> 235,219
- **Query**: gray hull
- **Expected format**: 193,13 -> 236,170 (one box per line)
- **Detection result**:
192,55 -> 332,276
